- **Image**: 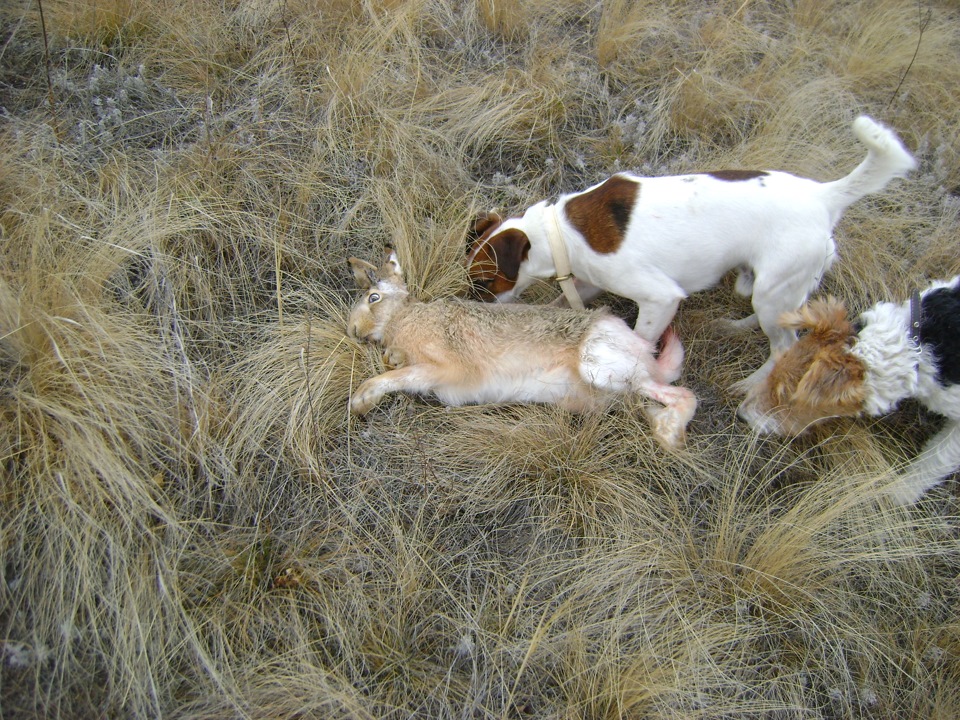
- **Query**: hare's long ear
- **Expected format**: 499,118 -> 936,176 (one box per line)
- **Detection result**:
379,246 -> 404,284
348,257 -> 379,289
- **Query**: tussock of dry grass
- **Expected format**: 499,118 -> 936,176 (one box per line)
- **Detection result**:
2,0 -> 960,716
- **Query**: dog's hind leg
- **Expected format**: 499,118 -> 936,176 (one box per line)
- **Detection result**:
886,420 -> 960,505
729,303 -> 797,394
732,256 -> 830,392
711,269 -> 759,332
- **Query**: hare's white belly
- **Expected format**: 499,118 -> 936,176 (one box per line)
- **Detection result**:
431,364 -> 599,409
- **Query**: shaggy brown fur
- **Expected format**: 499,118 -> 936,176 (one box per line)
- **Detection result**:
743,298 -> 868,435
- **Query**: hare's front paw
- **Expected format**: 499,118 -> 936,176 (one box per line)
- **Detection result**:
350,379 -> 384,415
382,347 -> 406,368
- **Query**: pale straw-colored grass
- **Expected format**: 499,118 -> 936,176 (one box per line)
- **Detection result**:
2,0 -> 959,716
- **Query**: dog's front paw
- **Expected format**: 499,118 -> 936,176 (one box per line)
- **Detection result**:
350,379 -> 384,415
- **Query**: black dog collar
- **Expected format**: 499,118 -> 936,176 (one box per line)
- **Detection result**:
909,288 -> 923,347
850,288 -> 923,345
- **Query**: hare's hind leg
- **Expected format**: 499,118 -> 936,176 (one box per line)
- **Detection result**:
639,386 -> 697,450
580,318 -> 697,449
351,365 -> 447,414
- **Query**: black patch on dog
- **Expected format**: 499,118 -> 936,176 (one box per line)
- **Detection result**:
610,198 -> 632,236
707,170 -> 770,182
565,175 -> 639,254
920,283 -> 960,387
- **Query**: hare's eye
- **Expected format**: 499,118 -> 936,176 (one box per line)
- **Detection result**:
368,292 -> 381,304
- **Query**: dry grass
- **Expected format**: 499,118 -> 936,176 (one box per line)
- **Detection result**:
2,0 -> 960,716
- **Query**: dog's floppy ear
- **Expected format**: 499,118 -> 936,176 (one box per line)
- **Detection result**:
466,211 -> 503,253
780,297 -> 852,338
792,347 -> 867,414
486,228 -> 530,281
348,257 -> 379,289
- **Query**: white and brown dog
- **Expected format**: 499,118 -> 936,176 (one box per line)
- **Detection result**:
466,116 -> 916,388
738,277 -> 960,505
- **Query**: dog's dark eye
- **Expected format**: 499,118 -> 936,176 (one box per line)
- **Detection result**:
368,292 -> 381,304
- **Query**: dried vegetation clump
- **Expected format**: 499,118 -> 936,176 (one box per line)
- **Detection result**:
1,0 -> 960,716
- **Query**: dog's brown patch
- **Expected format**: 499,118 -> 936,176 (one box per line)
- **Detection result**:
761,298 -> 868,434
564,175 -> 639,255
468,228 -> 530,300
707,170 -> 769,182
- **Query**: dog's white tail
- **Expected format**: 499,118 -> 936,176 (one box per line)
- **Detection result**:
821,116 -> 916,222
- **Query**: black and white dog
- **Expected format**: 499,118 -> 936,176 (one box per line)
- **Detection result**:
738,276 -> 960,504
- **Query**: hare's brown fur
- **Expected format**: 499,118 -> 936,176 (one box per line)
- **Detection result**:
347,251 -> 697,448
